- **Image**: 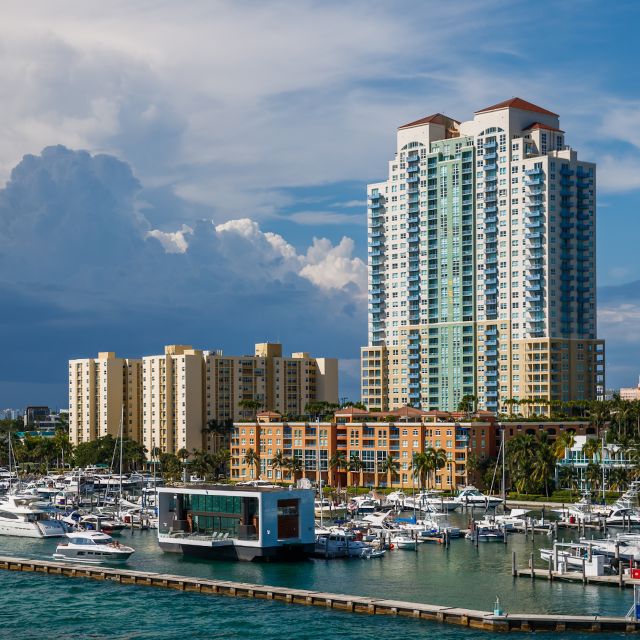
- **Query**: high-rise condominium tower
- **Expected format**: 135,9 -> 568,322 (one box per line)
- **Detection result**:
361,98 -> 604,415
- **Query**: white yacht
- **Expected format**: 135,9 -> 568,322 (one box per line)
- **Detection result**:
391,533 -> 418,550
314,531 -> 371,558
314,498 -> 347,519
53,531 -> 135,563
455,486 -> 503,508
605,507 -> 640,527
422,491 -> 461,513
0,495 -> 66,538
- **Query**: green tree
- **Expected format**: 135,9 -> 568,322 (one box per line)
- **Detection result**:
531,432 -> 555,497
506,434 -> 537,494
238,400 -> 263,420
379,454 -> 399,488
270,449 -> 286,479
346,453 -> 363,491
553,430 -> 576,460
328,451 -> 347,486
411,452 -> 432,491
243,447 -> 260,479
457,395 -> 477,415
285,456 -> 303,483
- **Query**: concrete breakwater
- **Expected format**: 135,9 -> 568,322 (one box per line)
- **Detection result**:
1,555 -> 639,633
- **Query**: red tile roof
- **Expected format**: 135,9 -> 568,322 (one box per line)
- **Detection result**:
388,405 -> 428,417
475,97 -> 558,118
525,121 -> 564,133
398,113 -> 459,130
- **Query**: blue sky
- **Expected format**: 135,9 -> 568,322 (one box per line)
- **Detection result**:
0,0 -> 639,407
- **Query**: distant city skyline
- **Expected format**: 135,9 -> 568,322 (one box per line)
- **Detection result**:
1,1 -> 640,407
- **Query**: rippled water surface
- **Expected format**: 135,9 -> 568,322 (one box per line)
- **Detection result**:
0,512 -> 634,639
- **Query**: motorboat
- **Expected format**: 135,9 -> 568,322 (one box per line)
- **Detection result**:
386,491 -> 407,506
455,486 -> 503,508
53,531 -> 135,563
79,514 -> 127,534
314,498 -> 347,519
391,534 -> 418,550
360,546 -> 385,559
579,536 -> 640,561
466,524 -> 505,542
348,497 -> 379,514
0,495 -> 67,538
314,531 -> 371,558
605,507 -> 640,527
422,491 -> 460,513
539,544 -> 610,571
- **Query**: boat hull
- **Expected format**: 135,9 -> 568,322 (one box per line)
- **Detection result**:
159,539 -> 314,562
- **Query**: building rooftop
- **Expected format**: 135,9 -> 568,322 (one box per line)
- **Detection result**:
160,483 -> 304,493
525,121 -> 564,133
398,113 -> 460,130
475,97 -> 558,118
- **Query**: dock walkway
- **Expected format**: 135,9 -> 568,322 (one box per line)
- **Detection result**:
1,555 -> 639,633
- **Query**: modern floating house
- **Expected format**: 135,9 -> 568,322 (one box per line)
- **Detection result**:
157,484 -> 315,561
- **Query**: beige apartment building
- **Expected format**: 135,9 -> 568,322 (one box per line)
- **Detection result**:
142,345 -> 204,456
69,343 -> 339,456
68,352 -> 142,445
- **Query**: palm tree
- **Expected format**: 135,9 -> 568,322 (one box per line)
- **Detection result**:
588,401 -> 610,438
379,455 -> 399,488
270,449 -> 286,480
506,434 -> 537,494
238,399 -> 263,420
609,467 -> 629,493
424,447 -> 447,489
243,447 -> 260,479
586,462 -> 602,495
329,451 -> 347,486
531,432 -> 555,497
553,430 -> 576,460
411,452 -> 432,491
582,438 -> 601,462
346,453 -> 363,492
285,456 -> 303,483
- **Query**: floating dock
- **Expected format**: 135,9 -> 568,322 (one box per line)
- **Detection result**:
0,555 -> 639,632
518,567 -> 636,588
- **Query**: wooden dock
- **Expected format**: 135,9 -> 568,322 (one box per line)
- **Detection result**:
1,555 -> 639,633
518,567 -> 637,589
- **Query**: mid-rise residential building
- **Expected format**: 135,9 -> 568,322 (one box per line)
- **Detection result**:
204,343 -> 338,423
142,345 -> 204,456
231,409 -> 598,490
68,352 -> 142,445
362,98 -> 604,415
69,343 -> 338,456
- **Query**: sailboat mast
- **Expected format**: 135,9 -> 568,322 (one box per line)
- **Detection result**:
118,405 -> 124,516
501,424 -> 506,503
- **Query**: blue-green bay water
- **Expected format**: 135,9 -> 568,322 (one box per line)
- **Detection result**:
0,517 -> 634,639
